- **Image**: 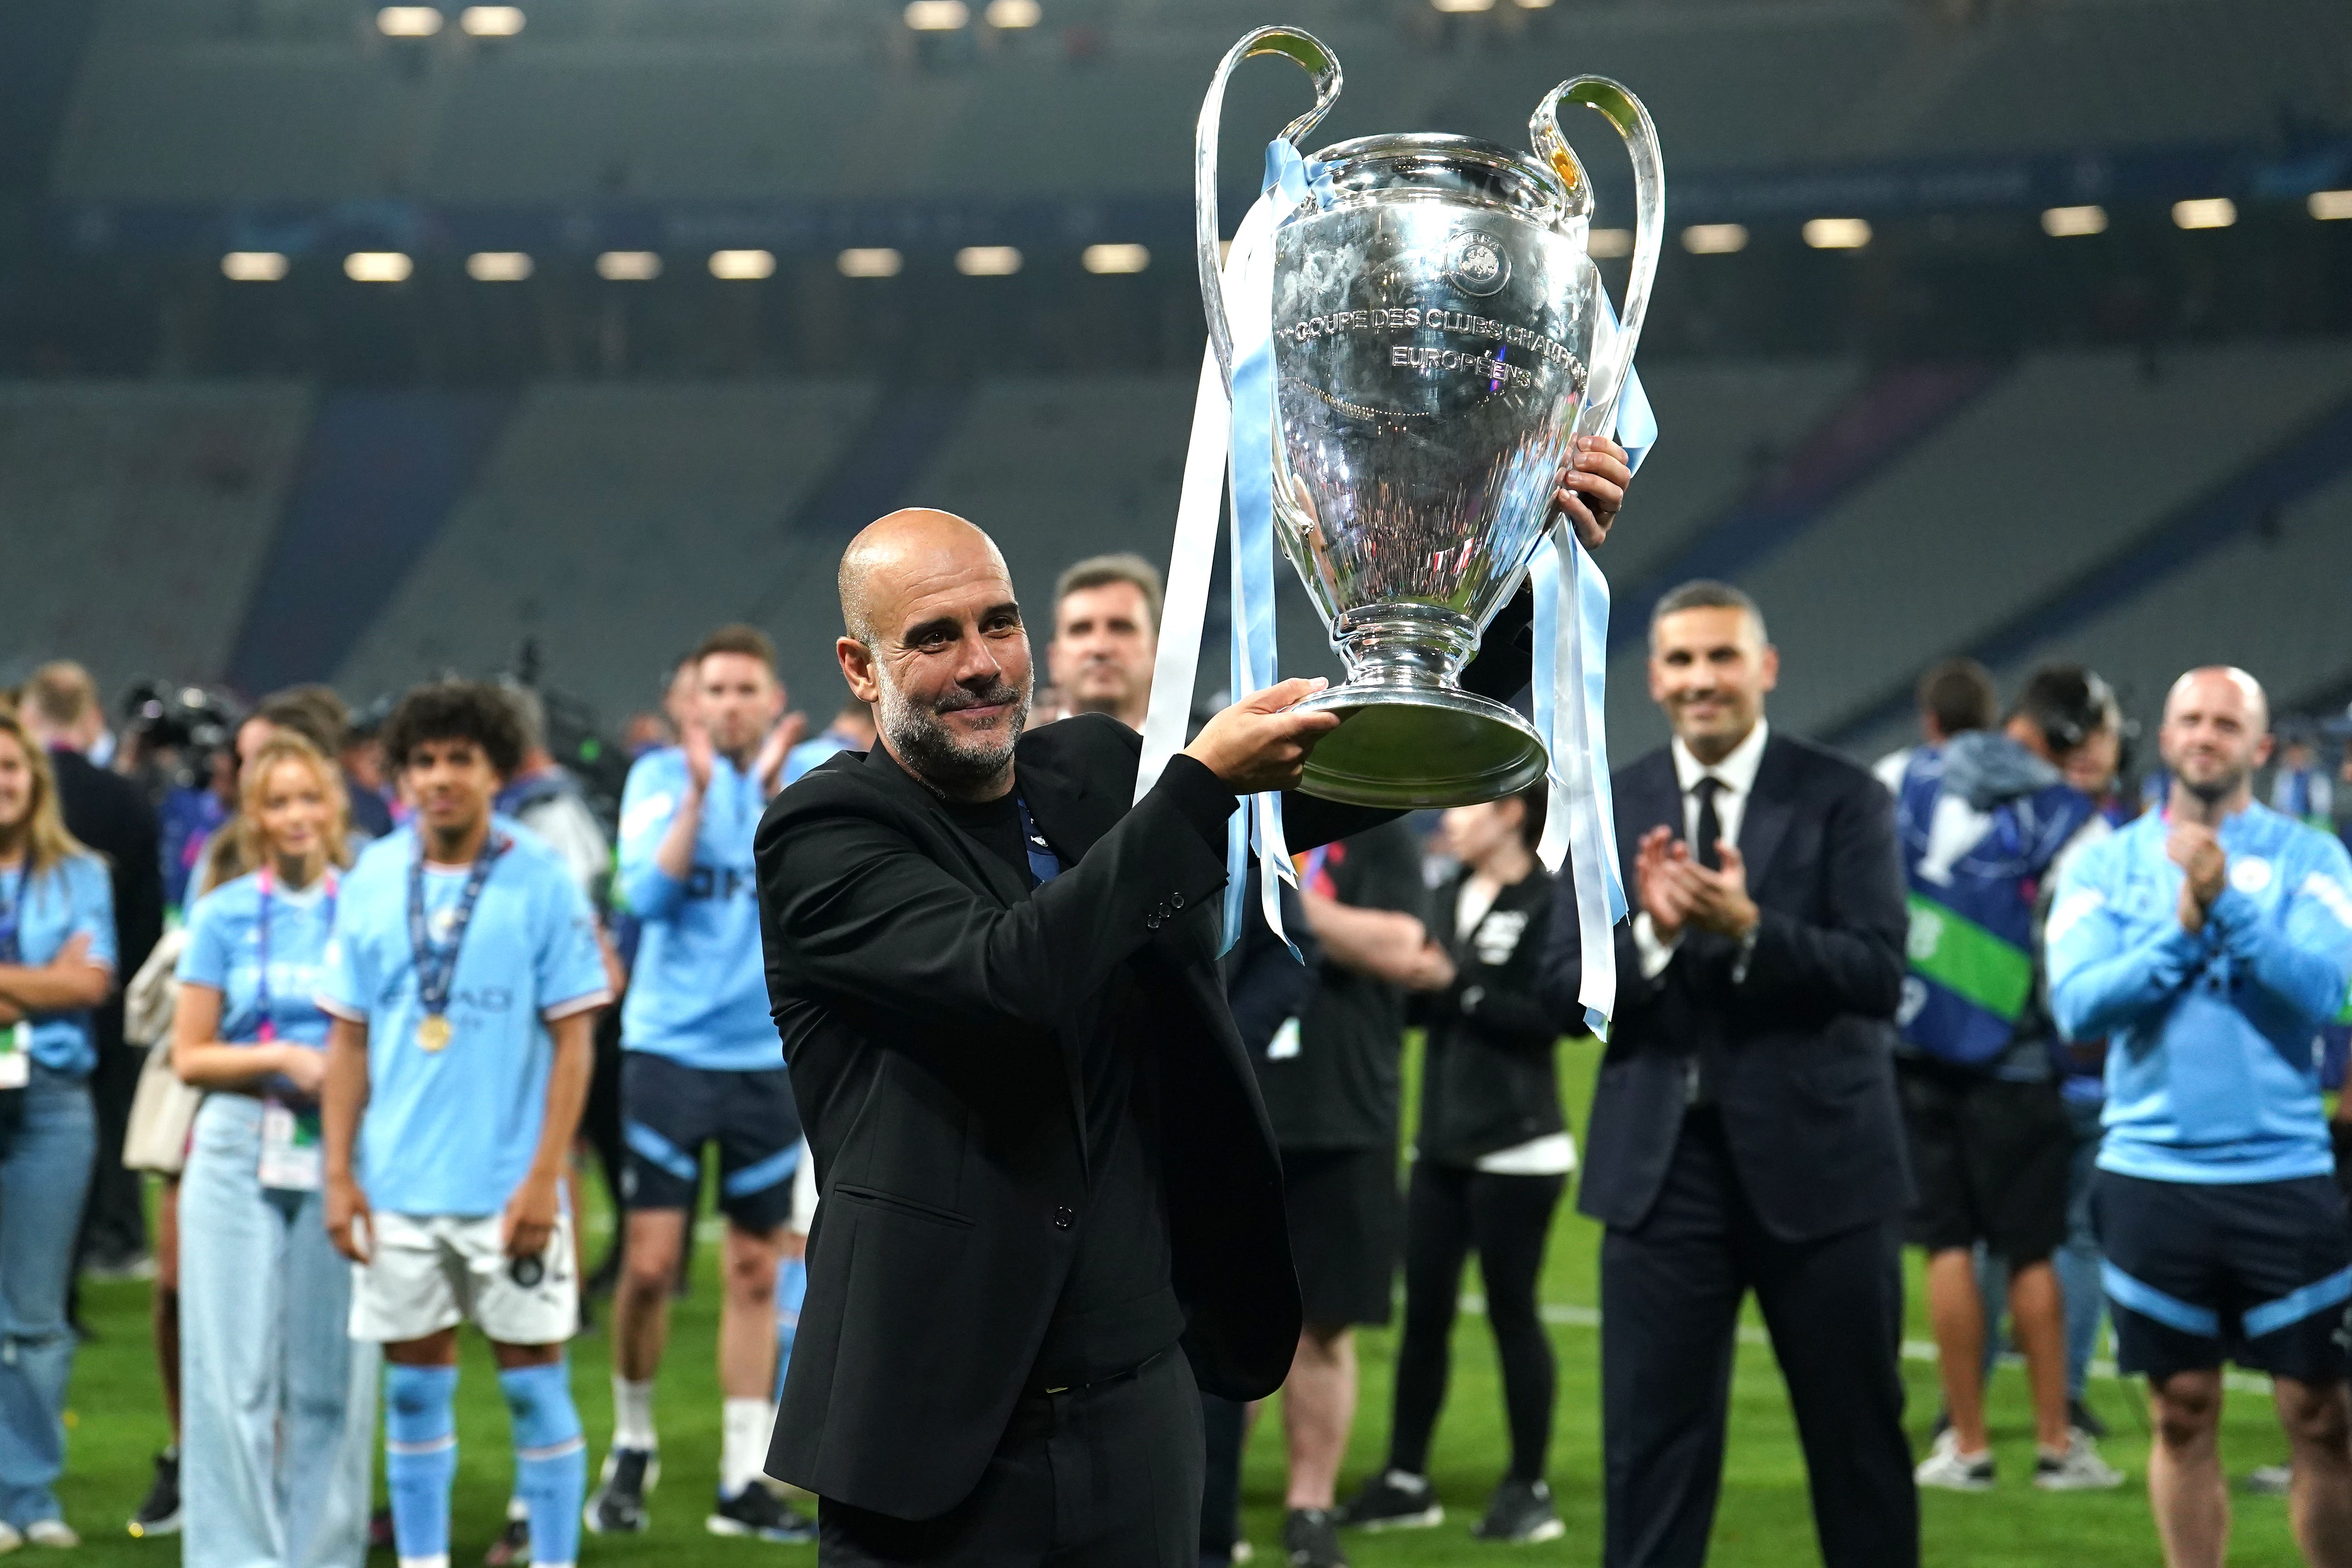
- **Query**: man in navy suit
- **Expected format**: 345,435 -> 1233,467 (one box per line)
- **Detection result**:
1539,580 -> 1917,1568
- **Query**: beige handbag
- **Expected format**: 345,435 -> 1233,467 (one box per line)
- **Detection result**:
120,929 -> 202,1175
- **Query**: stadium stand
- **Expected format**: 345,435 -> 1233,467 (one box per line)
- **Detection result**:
1986,467 -> 2352,741
1741,343 -> 2352,740
1600,360 -> 1862,593
899,372 -> 1198,641
0,379 -> 313,695
47,0 -> 2347,205
1834,418 -> 2352,762
330,380 -> 876,718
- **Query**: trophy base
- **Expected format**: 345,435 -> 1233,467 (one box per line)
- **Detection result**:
1292,685 -> 1547,809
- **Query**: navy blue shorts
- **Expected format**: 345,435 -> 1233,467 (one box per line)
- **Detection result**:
2090,1168 -> 2352,1384
619,1052 -> 803,1231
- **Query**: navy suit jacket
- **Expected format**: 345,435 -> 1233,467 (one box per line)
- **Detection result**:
1539,731 -> 1914,1242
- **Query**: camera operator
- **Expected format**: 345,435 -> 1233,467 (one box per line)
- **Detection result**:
1894,665 -> 2124,1493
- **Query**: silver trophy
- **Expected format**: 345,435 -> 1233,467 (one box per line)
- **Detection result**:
1197,27 -> 1664,807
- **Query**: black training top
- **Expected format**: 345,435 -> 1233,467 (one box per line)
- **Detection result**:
1250,818 -> 1429,1152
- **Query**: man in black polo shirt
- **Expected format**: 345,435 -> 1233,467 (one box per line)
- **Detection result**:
1251,820 -> 1449,1568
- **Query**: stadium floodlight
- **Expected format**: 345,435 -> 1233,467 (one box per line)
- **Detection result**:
2308,189 -> 2352,220
1802,217 -> 1871,250
1082,243 -> 1150,275
1680,223 -> 1747,255
345,252 -> 413,283
376,6 -> 443,37
2171,197 -> 2236,230
904,1 -> 969,29
984,0 -> 1041,26
596,250 -> 662,281
221,252 -> 289,282
1513,0 -> 1558,9
838,248 -> 904,278
956,246 -> 1023,276
1431,0 -> 1496,12
710,249 -> 777,280
1586,227 -> 1633,259
466,251 -> 533,281
459,6 -> 525,35
2041,204 -> 2107,237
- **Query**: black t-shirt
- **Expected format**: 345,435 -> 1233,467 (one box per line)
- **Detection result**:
939,785 -> 1185,1384
1251,819 -> 1429,1151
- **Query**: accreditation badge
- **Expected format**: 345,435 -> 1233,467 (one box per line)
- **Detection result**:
0,1022 -> 27,1090
258,1100 -> 324,1192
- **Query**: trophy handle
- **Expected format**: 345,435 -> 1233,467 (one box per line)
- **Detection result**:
1530,77 -> 1664,438
1196,27 -> 1343,391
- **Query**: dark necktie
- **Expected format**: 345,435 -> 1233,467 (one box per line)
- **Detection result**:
1692,777 -> 1725,871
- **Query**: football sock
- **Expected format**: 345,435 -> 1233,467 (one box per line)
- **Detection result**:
720,1398 -> 775,1499
610,1373 -> 658,1454
501,1363 -> 586,1568
773,1255 -> 807,1402
384,1363 -> 458,1568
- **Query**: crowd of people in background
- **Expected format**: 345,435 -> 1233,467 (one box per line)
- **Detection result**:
0,541 -> 2346,1568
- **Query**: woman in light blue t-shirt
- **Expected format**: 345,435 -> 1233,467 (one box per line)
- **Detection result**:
0,712 -> 117,1548
172,734 -> 376,1568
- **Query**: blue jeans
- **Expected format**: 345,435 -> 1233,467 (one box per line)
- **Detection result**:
0,1068 -> 94,1528
179,1095 -> 378,1568
1976,1095 -> 2108,1401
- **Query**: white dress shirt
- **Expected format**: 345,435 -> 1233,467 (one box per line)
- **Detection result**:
1634,719 -> 1771,979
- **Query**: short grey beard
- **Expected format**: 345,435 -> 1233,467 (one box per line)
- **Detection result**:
876,672 -> 1030,800
2181,764 -> 2246,806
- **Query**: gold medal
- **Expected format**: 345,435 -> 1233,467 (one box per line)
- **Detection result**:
416,1014 -> 453,1053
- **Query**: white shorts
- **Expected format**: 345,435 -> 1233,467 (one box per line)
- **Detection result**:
348,1210 -> 578,1347
787,1139 -> 818,1238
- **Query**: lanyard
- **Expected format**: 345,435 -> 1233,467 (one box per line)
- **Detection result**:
253,866 -> 337,1044
407,833 -> 508,1022
0,861 -> 25,967
1014,796 -> 1061,885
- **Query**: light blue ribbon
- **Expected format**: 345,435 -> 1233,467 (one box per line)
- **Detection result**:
1528,294 -> 1655,1034
1221,139 -> 1331,954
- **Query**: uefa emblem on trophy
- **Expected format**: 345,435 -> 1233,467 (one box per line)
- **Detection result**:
1195,26 -> 1665,807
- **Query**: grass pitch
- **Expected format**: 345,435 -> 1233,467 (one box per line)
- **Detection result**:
55,1036 -> 2306,1565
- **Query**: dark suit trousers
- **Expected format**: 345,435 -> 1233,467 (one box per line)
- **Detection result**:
819,1348 -> 1202,1568
1600,1110 -> 1917,1568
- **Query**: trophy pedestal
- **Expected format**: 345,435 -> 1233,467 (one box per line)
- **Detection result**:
1293,684 -> 1546,809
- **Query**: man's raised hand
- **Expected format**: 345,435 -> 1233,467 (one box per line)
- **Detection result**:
1183,677 -> 1343,795
1553,436 -> 1632,551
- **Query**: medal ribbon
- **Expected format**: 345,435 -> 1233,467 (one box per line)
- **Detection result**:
407,834 -> 508,1027
1014,796 -> 1063,886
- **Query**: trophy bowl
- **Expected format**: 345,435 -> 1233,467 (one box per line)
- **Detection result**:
1198,29 -> 1663,807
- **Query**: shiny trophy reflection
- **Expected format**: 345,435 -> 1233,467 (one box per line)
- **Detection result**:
1196,26 -> 1664,807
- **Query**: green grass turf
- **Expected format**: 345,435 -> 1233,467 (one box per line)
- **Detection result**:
57,1036 -> 2308,1565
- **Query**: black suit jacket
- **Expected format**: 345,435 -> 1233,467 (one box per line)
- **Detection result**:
50,749 -> 163,1012
754,714 -> 1386,1520
1539,732 -> 1912,1242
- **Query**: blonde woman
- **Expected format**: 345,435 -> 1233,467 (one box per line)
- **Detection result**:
172,734 -> 376,1568
0,712 -> 117,1549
